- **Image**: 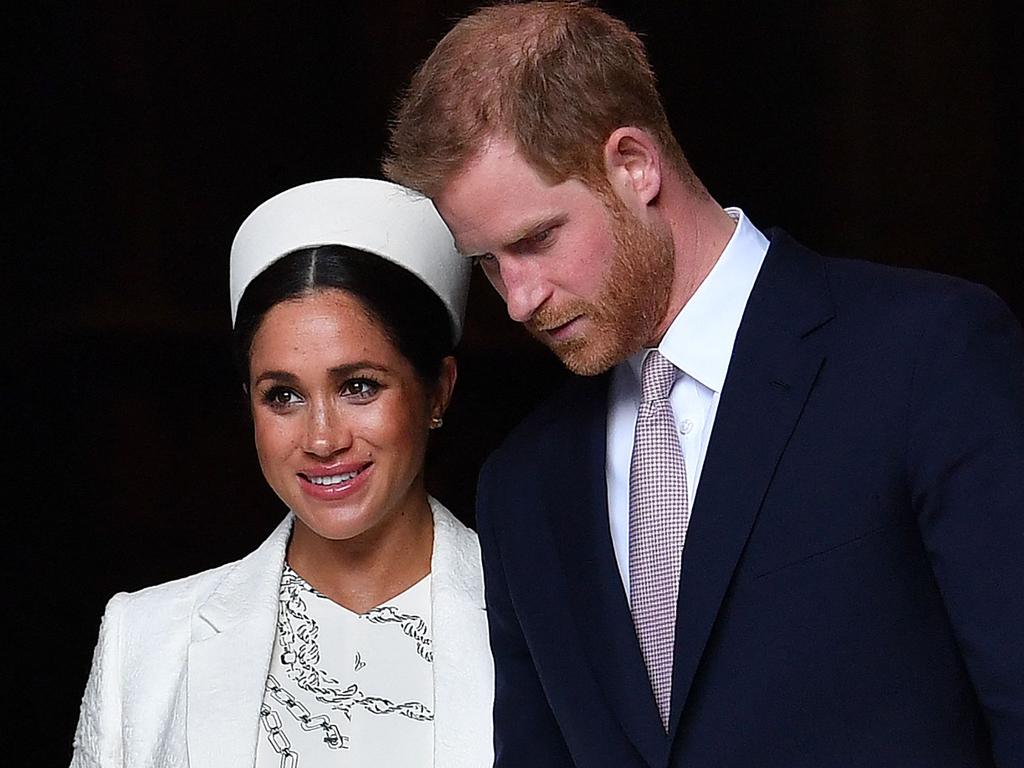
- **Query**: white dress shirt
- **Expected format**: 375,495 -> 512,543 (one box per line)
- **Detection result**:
606,208 -> 769,597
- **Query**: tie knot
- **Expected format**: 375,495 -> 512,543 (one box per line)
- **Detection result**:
640,350 -> 677,404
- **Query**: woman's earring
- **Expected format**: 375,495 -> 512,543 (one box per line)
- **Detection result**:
430,415 -> 444,430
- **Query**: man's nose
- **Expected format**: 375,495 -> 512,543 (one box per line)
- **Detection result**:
301,401 -> 352,458
499,259 -> 550,323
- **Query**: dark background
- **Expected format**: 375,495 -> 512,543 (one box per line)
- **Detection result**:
10,1 -> 1021,763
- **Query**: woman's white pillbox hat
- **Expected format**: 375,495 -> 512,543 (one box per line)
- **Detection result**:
229,178 -> 470,340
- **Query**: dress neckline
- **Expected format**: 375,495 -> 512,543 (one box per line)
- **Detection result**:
282,562 -> 432,616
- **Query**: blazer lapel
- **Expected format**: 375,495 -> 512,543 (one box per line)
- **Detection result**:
429,499 -> 494,768
186,515 -> 291,768
667,232 -> 834,742
548,375 -> 669,768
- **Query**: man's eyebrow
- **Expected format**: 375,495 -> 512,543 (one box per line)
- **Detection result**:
506,214 -> 566,246
458,213 -> 567,257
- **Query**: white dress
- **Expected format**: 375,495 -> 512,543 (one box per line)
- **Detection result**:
254,565 -> 434,768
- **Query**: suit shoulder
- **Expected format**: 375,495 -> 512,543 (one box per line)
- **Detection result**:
484,373 -> 606,472
821,268 -> 1022,395
767,229 -> 1012,321
820,253 -> 1012,322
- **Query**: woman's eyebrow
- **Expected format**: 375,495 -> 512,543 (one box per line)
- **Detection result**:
252,370 -> 298,387
252,362 -> 394,387
328,361 -> 393,377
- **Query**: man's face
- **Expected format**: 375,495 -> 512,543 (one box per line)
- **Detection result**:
434,137 -> 674,375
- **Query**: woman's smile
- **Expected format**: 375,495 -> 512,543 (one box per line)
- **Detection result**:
297,462 -> 374,501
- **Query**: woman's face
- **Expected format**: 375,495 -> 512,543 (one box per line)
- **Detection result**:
247,288 -> 454,544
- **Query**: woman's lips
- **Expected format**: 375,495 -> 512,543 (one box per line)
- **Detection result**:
297,463 -> 372,501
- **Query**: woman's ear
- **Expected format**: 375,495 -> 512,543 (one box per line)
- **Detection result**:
602,126 -> 663,209
431,356 -> 458,422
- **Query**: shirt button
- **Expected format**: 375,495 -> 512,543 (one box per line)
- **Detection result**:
679,419 -> 694,435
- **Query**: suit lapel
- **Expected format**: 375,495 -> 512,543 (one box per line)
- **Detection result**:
186,516 -> 291,768
548,375 -> 669,768
430,499 -> 494,768
667,232 -> 834,742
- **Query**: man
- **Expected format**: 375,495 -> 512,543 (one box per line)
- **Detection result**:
384,3 -> 1024,766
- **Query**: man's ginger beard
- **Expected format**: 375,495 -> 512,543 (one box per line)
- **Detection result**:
526,195 -> 675,376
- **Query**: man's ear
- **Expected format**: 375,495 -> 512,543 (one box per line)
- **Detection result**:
603,126 -> 663,208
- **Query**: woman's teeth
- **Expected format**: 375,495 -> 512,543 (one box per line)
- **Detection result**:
309,471 -> 359,486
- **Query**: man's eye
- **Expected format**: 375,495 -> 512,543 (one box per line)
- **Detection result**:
510,227 -> 556,255
341,378 -> 381,399
472,253 -> 495,267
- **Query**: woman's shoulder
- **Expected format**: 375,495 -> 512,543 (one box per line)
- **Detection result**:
102,514 -> 293,632
106,559 -> 238,620
428,497 -> 485,604
92,559 -> 245,661
429,497 -> 480,549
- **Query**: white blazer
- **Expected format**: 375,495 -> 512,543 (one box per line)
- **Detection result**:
71,499 -> 493,767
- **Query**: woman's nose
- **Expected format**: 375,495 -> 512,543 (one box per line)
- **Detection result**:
301,401 -> 352,457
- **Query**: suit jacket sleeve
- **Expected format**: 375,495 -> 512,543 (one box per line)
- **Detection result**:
906,282 -> 1024,763
71,593 -> 127,768
476,458 -> 575,767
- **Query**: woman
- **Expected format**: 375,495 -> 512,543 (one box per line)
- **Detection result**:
71,178 -> 493,767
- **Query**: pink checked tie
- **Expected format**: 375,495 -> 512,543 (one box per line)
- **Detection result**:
629,349 -> 689,730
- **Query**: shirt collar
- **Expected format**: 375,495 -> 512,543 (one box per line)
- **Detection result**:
627,207 -> 769,393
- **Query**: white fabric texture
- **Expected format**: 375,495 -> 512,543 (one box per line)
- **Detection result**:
70,498 -> 493,768
607,208 -> 770,596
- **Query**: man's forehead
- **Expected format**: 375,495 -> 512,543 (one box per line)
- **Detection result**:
441,135 -> 550,193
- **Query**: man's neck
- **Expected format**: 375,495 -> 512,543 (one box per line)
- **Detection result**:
652,195 -> 738,344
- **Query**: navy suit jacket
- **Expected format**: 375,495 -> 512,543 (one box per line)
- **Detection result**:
475,231 -> 1024,767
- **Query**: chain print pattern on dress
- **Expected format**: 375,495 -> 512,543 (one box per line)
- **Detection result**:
259,703 -> 299,768
259,567 -> 434,763
362,605 -> 433,663
259,674 -> 350,768
275,566 -> 433,718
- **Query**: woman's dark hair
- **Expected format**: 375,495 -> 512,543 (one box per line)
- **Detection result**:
233,245 -> 454,387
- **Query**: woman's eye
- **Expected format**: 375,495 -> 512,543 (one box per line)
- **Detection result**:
264,387 -> 302,408
341,378 -> 381,399
472,253 -> 495,268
